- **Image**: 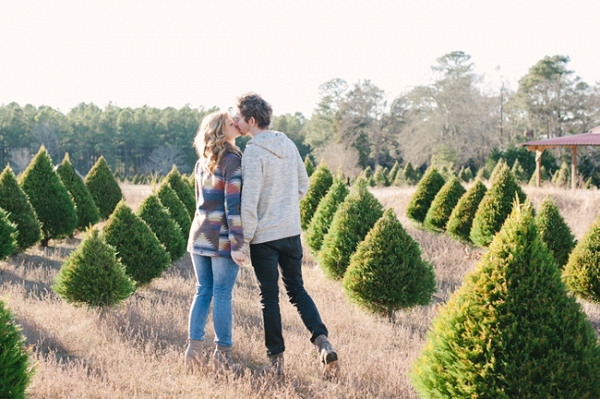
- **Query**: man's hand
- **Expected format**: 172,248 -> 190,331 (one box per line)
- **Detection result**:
231,250 -> 246,267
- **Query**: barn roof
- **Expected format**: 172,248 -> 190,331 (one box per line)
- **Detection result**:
521,126 -> 600,149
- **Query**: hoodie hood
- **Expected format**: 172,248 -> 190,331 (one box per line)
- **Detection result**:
246,131 -> 291,158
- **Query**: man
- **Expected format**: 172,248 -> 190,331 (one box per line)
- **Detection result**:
233,92 -> 338,378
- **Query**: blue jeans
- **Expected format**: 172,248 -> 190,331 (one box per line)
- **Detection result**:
250,235 -> 328,356
188,254 -> 239,347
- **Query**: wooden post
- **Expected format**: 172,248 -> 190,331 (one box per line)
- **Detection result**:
535,149 -> 542,187
571,146 -> 577,191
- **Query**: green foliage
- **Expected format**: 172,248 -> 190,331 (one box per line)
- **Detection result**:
552,161 -> 570,188
411,202 -> 600,399
304,155 -> 315,177
165,165 -> 196,219
85,156 -> 123,220
470,165 -> 527,247
319,178 -> 383,279
56,154 -> 100,230
0,166 -> 41,250
446,180 -> 487,243
103,201 -> 171,285
458,166 -> 473,183
510,159 -> 528,183
372,166 -> 388,187
361,165 -> 373,179
387,161 -> 400,185
53,227 -> 134,308
535,196 -> 575,268
423,177 -> 466,232
0,300 -> 34,399
405,166 -> 446,223
528,165 -> 550,186
563,213 -> 600,302
305,177 -> 349,253
403,162 -> 420,185
488,157 -> 507,183
19,146 -> 77,246
137,194 -> 186,261
343,209 -> 435,319
156,183 -> 191,236
0,208 -> 17,259
299,163 -> 333,230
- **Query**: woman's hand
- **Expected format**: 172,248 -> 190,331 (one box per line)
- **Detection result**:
231,250 -> 246,267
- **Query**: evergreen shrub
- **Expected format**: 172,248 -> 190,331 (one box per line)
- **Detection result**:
156,183 -> 191,236
19,146 -> 77,246
373,166 -> 388,187
387,161 -> 400,185
299,163 -> 333,230
319,178 -> 383,279
53,227 -> 134,308
562,212 -> 600,302
56,154 -> 100,230
470,164 -> 526,247
0,208 -> 17,259
488,157 -> 507,183
165,165 -> 196,219
137,194 -> 186,261
103,201 -> 171,285
0,166 -> 41,250
85,156 -> 123,220
411,202 -> 600,399
552,161 -> 570,188
528,165 -> 550,186
403,162 -> 420,185
534,195 -> 575,268
446,179 -> 487,243
511,159 -> 528,182
304,155 -> 315,177
343,208 -> 435,320
423,177 -> 466,232
0,300 -> 33,399
405,166 -> 445,223
305,177 -> 349,253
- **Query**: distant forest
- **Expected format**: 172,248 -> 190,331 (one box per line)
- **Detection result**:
1,52 -> 599,183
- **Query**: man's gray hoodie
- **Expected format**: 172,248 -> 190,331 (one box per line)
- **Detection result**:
240,131 -> 309,247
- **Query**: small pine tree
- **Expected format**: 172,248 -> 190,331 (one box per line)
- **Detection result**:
372,166 -> 388,187
343,208 -> 435,321
103,201 -> 171,286
0,208 -> 17,259
319,178 -> 383,280
156,183 -> 192,236
535,195 -> 575,268
405,166 -> 446,224
53,227 -> 134,309
511,159 -> 528,183
387,161 -> 400,185
85,156 -> 123,220
470,164 -> 527,247
403,162 -> 420,185
392,168 -> 407,186
528,165 -> 550,186
299,163 -> 333,230
562,212 -> 600,302
19,146 -> 78,246
305,177 -> 349,253
411,202 -> 600,399
164,165 -> 196,219
0,300 -> 34,399
304,155 -> 315,177
458,166 -> 473,183
361,165 -> 373,180
488,157 -> 507,183
0,166 -> 41,250
56,153 -> 100,230
423,177 -> 466,232
446,180 -> 487,243
137,194 -> 186,261
552,161 -> 570,188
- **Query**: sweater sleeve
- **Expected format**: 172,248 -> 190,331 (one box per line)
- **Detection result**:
222,154 -> 244,252
240,147 -> 262,247
296,147 -> 309,199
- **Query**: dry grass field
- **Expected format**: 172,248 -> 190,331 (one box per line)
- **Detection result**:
2,183 -> 600,398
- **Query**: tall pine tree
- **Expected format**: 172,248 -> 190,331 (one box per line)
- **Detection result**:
165,165 -> 196,219
137,194 -> 186,261
446,179 -> 487,243
85,156 -> 123,220
405,166 -> 445,224
299,162 -> 333,230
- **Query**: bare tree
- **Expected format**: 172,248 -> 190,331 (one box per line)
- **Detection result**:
143,144 -> 185,175
9,147 -> 32,174
313,143 -> 362,179
31,121 -> 61,161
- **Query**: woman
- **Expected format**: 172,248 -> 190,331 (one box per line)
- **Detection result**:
185,111 -> 245,372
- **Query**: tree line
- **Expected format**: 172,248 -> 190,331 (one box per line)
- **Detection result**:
2,51 -> 599,182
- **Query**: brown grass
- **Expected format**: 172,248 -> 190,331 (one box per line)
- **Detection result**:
2,184 -> 600,398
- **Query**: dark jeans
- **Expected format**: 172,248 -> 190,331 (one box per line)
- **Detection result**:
250,235 -> 328,356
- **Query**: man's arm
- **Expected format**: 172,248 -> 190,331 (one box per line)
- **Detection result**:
295,148 -> 309,199
240,149 -> 263,247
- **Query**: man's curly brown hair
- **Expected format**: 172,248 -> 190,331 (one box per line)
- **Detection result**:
236,92 -> 272,129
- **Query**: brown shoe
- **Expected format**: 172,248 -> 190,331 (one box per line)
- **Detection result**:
314,335 -> 339,379
262,352 -> 285,379
184,339 -> 205,372
213,345 -> 242,375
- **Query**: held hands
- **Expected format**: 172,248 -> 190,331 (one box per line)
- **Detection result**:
231,250 -> 246,267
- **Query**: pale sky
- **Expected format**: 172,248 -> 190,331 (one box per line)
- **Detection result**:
1,0 -> 599,117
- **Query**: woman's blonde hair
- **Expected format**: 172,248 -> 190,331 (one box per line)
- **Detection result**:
193,111 -> 239,175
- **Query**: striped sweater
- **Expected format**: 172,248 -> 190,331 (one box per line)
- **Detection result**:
187,151 -> 244,257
